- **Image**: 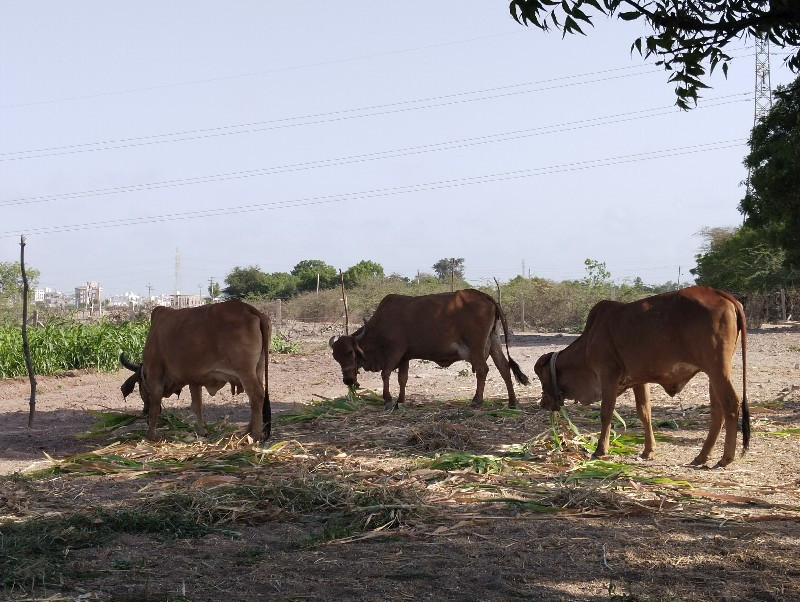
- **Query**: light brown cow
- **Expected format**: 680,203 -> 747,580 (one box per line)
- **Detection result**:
534,286 -> 749,467
120,299 -> 272,441
329,289 -> 529,409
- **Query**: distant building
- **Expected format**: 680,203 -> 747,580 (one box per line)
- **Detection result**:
34,288 -> 68,308
75,281 -> 102,309
169,293 -> 203,309
108,291 -> 142,307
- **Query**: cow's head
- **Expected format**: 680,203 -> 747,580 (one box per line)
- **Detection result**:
534,351 -> 565,411
120,353 -> 152,414
328,327 -> 367,387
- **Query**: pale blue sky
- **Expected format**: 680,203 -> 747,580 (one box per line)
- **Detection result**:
1,2 -> 796,297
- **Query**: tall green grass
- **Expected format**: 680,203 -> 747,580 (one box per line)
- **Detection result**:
0,321 -> 148,378
0,320 -> 299,378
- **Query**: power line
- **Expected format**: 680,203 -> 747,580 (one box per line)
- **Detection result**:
1,48 -> 757,163
1,66 -> 662,162
0,93 -> 750,209
1,138 -> 745,239
0,30 -> 529,110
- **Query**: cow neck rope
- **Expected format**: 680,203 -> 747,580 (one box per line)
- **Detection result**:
549,350 -> 563,402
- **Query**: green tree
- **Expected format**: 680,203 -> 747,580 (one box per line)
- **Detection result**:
740,76 -> 800,269
0,261 -> 40,302
583,258 -> 611,286
223,266 -> 269,299
343,260 -> 385,288
432,258 -> 465,281
262,272 -> 298,299
207,282 -> 221,299
691,226 -> 793,291
291,260 -> 338,293
509,0 -> 800,109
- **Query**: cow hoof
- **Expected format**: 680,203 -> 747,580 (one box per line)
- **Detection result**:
689,455 -> 708,466
591,451 -> 609,460
469,399 -> 483,408
713,458 -> 733,469
639,451 -> 653,460
507,400 -> 518,409
384,401 -> 398,411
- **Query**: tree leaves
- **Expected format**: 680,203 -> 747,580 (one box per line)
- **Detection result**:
508,0 -> 800,109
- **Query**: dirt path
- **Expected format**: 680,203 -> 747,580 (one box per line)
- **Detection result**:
1,324 -> 799,601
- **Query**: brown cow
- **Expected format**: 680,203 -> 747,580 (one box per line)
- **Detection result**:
120,299 -> 272,441
533,286 -> 749,467
329,289 -> 529,409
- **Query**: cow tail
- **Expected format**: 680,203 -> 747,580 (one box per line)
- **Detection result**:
260,312 -> 272,439
738,300 -> 750,455
493,297 -> 529,386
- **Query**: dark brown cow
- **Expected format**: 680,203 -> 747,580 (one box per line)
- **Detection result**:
534,286 -> 749,467
120,299 -> 272,441
329,289 -> 529,409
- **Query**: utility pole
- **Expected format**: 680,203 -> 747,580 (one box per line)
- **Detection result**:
147,283 -> 153,303
677,266 -> 681,290
450,259 -> 455,292
208,277 -> 215,302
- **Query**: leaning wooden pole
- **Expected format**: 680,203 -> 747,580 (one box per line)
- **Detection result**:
339,269 -> 350,335
20,235 -> 37,427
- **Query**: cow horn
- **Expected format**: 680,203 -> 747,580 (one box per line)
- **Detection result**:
354,319 -> 367,342
120,353 -> 141,372
328,335 -> 339,349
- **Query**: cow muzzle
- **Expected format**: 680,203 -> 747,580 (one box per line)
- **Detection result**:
341,366 -> 359,388
539,393 -> 564,412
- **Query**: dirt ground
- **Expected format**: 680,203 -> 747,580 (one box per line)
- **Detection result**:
1,321 -> 799,601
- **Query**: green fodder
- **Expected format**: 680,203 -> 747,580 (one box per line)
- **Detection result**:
270,331 -> 301,354
0,320 -> 148,378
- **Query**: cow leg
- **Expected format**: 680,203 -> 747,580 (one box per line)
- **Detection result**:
593,383 -> 619,458
397,359 -> 410,406
188,385 -> 206,437
146,396 -> 162,441
240,374 -> 266,441
633,384 -> 655,459
706,376 -> 741,468
469,356 -> 490,407
488,339 -> 517,408
691,381 -> 725,466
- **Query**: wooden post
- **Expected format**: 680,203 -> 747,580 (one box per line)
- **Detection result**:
276,298 -> 282,329
781,288 -> 786,321
339,270 -> 349,335
520,293 -> 525,332
450,259 -> 455,292
20,236 -> 37,427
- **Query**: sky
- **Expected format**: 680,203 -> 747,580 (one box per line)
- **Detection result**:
1,2 -> 797,298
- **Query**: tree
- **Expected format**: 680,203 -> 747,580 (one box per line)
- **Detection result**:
0,261 -> 40,302
207,282 -> 221,299
262,272 -> 298,299
291,259 -> 338,293
583,258 -> 611,286
691,226 -> 793,291
739,76 -> 800,269
509,0 -> 800,109
432,258 -> 465,281
223,266 -> 269,299
343,260 -> 385,288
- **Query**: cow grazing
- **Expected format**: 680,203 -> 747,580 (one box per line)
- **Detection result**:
120,300 -> 272,441
329,289 -> 529,409
534,286 -> 749,467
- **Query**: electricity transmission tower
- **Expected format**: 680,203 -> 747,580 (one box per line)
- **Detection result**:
753,36 -> 773,127
744,37 -> 772,221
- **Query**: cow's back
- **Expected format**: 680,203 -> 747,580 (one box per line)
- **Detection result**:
146,300 -> 266,381
585,286 -> 741,379
367,289 -> 496,346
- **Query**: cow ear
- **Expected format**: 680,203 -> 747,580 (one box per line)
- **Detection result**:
120,372 -> 139,398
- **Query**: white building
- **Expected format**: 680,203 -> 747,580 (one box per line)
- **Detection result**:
74,281 -> 102,309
